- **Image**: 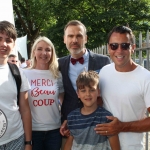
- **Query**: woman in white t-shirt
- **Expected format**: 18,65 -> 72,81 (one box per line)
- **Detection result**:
23,36 -> 64,150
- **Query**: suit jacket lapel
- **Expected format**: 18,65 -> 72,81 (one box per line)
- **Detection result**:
64,55 -> 70,76
88,51 -> 95,70
63,56 -> 77,93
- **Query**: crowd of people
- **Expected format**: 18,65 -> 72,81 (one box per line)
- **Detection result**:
8,54 -> 32,68
0,19 -> 150,150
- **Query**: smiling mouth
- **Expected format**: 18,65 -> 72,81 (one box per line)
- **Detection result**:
116,56 -> 124,59
0,49 -> 6,52
85,98 -> 92,101
40,57 -> 47,60
71,46 -> 79,48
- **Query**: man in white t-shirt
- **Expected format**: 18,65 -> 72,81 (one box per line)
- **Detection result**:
0,21 -> 32,150
95,25 -> 150,150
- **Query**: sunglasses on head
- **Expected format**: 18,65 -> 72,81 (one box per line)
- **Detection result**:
11,60 -> 18,62
109,43 -> 131,50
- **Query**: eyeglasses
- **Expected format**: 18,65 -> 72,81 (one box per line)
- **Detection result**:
11,60 -> 18,62
109,43 -> 131,50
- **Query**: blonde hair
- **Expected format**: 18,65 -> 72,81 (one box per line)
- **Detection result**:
30,36 -> 59,78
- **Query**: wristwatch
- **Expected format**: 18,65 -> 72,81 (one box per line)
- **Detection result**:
25,141 -> 32,145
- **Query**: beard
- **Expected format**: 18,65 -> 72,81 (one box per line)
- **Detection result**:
67,44 -> 84,55
69,48 -> 83,55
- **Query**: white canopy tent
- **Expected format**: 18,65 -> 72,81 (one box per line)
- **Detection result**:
0,0 -> 28,59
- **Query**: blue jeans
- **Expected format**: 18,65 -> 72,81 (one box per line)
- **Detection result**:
32,129 -> 62,150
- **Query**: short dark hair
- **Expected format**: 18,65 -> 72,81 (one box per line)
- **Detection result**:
8,54 -> 17,58
0,21 -> 17,41
76,70 -> 99,90
107,26 -> 135,44
64,20 -> 87,35
21,57 -> 25,62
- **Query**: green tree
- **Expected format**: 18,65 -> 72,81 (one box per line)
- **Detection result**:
13,0 -> 57,57
13,0 -> 150,57
46,0 -> 150,56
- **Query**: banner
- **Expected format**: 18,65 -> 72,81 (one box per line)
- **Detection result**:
15,35 -> 28,59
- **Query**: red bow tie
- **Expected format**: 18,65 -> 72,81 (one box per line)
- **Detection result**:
71,57 -> 84,65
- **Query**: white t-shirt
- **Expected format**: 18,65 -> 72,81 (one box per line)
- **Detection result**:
0,64 -> 30,145
20,62 -> 27,68
23,69 -> 64,131
99,63 -> 150,150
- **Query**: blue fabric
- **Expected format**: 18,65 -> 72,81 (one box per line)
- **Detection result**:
69,50 -> 89,91
32,129 -> 61,150
67,106 -> 112,149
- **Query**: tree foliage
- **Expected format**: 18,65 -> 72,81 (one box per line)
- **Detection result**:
13,0 -> 150,57
13,0 -> 57,57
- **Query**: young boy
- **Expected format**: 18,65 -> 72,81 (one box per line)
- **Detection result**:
0,21 -> 32,150
64,71 -> 120,150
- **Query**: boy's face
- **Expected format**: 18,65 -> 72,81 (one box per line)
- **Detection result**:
0,32 -> 15,59
77,83 -> 100,108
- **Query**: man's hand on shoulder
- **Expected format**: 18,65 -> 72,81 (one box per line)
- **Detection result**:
94,116 -> 123,136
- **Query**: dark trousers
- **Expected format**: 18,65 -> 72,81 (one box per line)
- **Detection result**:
32,129 -> 62,150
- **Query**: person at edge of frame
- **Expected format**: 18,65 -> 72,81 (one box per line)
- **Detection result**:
95,25 -> 150,150
0,20 -> 32,150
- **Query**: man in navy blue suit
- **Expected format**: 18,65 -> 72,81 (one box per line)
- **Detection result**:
58,20 -> 110,149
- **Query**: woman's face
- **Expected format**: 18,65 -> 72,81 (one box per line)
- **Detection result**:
34,41 -> 52,68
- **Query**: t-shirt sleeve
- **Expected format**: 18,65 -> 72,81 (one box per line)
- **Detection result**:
104,109 -> 113,123
67,114 -> 74,136
58,72 -> 64,93
19,68 -> 31,92
144,79 -> 150,108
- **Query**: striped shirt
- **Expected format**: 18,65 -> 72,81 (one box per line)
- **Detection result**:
67,106 -> 112,150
